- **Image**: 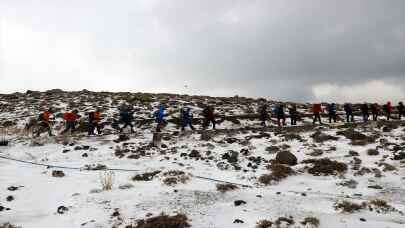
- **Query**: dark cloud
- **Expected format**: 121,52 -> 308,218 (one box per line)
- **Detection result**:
0,0 -> 404,101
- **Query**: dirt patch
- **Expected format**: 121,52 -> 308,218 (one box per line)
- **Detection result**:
302,158 -> 347,176
216,183 -> 239,193
132,213 -> 190,228
334,201 -> 366,213
132,171 -> 161,181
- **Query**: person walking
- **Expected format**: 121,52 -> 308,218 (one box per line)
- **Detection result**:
202,106 -> 216,130
344,103 -> 354,123
259,104 -> 270,127
383,101 -> 392,120
180,106 -> 195,131
119,110 -> 135,133
154,105 -> 167,132
371,103 -> 380,121
398,102 -> 404,120
62,110 -> 81,134
276,104 -> 286,127
36,109 -> 54,137
288,105 -> 298,126
312,103 -> 322,124
88,109 -> 102,135
327,103 -> 337,123
360,103 -> 369,122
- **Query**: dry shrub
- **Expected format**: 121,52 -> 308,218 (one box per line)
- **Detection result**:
256,220 -> 273,228
334,201 -> 366,213
302,158 -> 347,176
132,171 -> 161,181
161,170 -> 191,186
368,199 -> 403,214
216,183 -> 239,193
100,171 -> 115,191
300,217 -> 320,227
259,163 -> 295,185
133,213 -> 190,228
275,217 -> 295,227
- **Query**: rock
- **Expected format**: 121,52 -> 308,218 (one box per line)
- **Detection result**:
216,162 -> 230,170
367,149 -> 379,156
89,189 -> 103,194
233,219 -> 244,224
275,151 -> 298,166
348,151 -> 359,157
0,205 -> 11,211
189,150 -> 201,158
62,149 -> 70,153
6,196 -> 14,202
82,145 -> 90,150
222,151 -> 239,163
311,131 -> 339,143
360,218 -> 367,222
74,146 -> 83,151
368,185 -> 383,190
7,186 -> 19,191
52,170 -> 65,178
225,138 -> 239,144
57,206 -> 69,214
114,134 -> 130,143
234,200 -> 247,206
308,149 -> 323,157
82,153 -> 88,157
393,152 -> 405,160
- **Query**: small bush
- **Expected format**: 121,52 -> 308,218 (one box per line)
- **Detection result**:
132,171 -> 161,181
302,158 -> 347,176
259,163 -> 295,185
256,220 -> 273,228
100,171 -> 115,191
275,217 -> 295,226
216,183 -> 239,193
334,201 -> 365,213
0,223 -> 21,228
161,170 -> 191,186
133,213 -> 190,228
300,217 -> 320,227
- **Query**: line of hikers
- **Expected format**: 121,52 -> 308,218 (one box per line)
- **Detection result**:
259,101 -> 404,126
33,105 -> 218,137
32,101 -> 404,137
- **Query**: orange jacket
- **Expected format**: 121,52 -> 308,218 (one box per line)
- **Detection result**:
90,112 -> 101,122
63,112 -> 80,122
42,111 -> 50,123
312,104 -> 322,114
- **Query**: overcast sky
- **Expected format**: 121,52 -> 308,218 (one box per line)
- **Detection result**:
0,0 -> 404,102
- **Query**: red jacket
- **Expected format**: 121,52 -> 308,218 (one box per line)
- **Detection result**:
63,112 -> 80,122
42,111 -> 50,123
312,104 -> 322,114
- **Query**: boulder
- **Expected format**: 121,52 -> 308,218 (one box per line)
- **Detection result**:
275,151 -> 298,166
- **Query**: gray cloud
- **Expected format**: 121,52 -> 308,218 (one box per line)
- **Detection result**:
0,0 -> 404,101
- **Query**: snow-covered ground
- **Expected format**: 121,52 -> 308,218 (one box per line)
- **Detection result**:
0,91 -> 405,228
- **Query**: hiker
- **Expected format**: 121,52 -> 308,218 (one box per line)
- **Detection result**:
343,103 -> 354,122
327,103 -> 337,123
399,102 -> 404,120
119,110 -> 135,133
62,110 -> 81,134
154,105 -> 167,132
360,103 -> 369,122
312,103 -> 322,124
259,104 -> 270,127
276,104 -> 286,127
88,109 -> 102,135
180,106 -> 195,131
36,109 -> 53,137
288,105 -> 298,126
371,103 -> 380,121
383,101 -> 392,120
202,106 -> 216,130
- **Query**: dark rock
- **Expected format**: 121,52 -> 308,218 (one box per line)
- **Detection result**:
234,200 -> 247,206
82,153 -> 88,157
7,186 -> 19,191
275,151 -> 298,166
6,196 -> 14,202
189,150 -> 201,158
393,152 -> 405,160
74,146 -> 83,151
57,206 -> 69,214
62,149 -> 70,153
233,219 -> 244,224
52,170 -> 65,178
311,131 -> 339,143
82,146 -> 90,150
225,138 -> 239,144
367,149 -> 379,156
222,151 -> 239,163
368,185 -> 383,190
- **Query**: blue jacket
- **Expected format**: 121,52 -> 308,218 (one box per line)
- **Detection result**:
120,111 -> 134,123
154,107 -> 166,123
181,108 -> 193,126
